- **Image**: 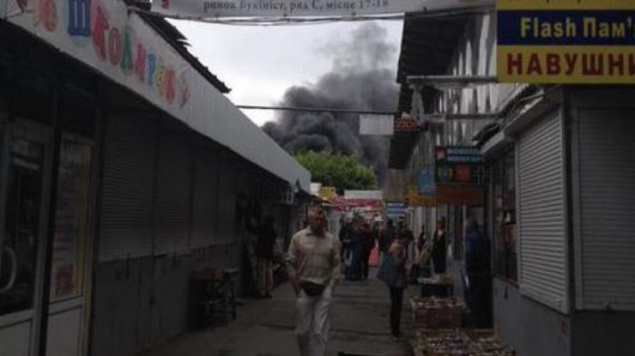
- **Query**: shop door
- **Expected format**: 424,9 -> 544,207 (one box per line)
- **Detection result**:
0,120 -> 49,356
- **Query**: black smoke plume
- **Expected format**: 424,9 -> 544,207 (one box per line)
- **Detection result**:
263,23 -> 399,186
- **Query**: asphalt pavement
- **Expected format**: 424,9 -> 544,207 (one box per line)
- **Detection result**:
146,271 -> 415,356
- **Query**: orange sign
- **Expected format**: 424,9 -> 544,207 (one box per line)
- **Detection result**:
436,185 -> 485,205
394,117 -> 421,132
408,189 -> 436,207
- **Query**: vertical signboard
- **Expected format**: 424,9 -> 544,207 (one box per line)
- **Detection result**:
498,0 -> 635,84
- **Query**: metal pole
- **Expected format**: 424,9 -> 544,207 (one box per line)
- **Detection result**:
37,73 -> 63,356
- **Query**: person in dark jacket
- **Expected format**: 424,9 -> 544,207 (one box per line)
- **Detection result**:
465,218 -> 492,328
377,232 -> 409,338
359,222 -> 375,279
378,219 -> 396,265
255,216 -> 277,298
339,217 -> 354,279
431,218 -> 447,274
346,217 -> 364,281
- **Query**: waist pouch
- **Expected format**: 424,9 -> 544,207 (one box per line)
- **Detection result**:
299,281 -> 326,297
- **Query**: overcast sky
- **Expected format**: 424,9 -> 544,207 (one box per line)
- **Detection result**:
171,20 -> 404,126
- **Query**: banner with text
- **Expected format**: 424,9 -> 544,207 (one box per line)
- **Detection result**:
498,0 -> 635,84
153,0 -> 494,18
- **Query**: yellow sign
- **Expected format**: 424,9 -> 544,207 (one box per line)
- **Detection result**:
408,189 -> 436,207
318,186 -> 337,201
497,0 -> 635,84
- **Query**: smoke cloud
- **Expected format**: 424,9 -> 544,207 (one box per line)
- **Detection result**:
263,23 -> 399,187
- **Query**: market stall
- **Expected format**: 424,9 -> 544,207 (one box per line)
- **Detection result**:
410,296 -> 515,356
412,329 -> 515,356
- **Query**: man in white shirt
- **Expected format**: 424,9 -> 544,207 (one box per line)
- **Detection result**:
287,206 -> 341,356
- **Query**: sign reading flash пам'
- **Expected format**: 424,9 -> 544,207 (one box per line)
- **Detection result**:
497,0 -> 635,84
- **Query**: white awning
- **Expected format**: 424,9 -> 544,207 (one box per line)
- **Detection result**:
5,0 -> 310,191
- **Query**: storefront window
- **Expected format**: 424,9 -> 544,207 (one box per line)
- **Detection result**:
493,149 -> 517,282
0,139 -> 44,315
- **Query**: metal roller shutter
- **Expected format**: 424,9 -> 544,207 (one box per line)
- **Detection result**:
578,110 -> 635,311
99,116 -> 157,262
191,152 -> 218,248
518,111 -> 568,313
155,134 -> 193,254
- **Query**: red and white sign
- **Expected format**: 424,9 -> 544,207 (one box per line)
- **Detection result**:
330,196 -> 383,213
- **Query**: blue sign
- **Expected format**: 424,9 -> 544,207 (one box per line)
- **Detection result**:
386,202 -> 405,218
418,166 -> 436,195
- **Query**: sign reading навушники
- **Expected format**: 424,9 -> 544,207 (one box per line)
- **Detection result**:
497,0 -> 635,84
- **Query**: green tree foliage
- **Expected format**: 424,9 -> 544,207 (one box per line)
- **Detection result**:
294,151 -> 377,192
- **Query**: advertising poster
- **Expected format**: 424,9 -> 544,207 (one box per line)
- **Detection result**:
51,137 -> 92,300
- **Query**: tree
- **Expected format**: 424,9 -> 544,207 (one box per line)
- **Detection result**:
294,151 -> 377,192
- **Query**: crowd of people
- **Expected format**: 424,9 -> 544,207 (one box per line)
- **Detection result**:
338,216 -> 377,281
248,206 -> 490,356
338,215 -> 450,284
